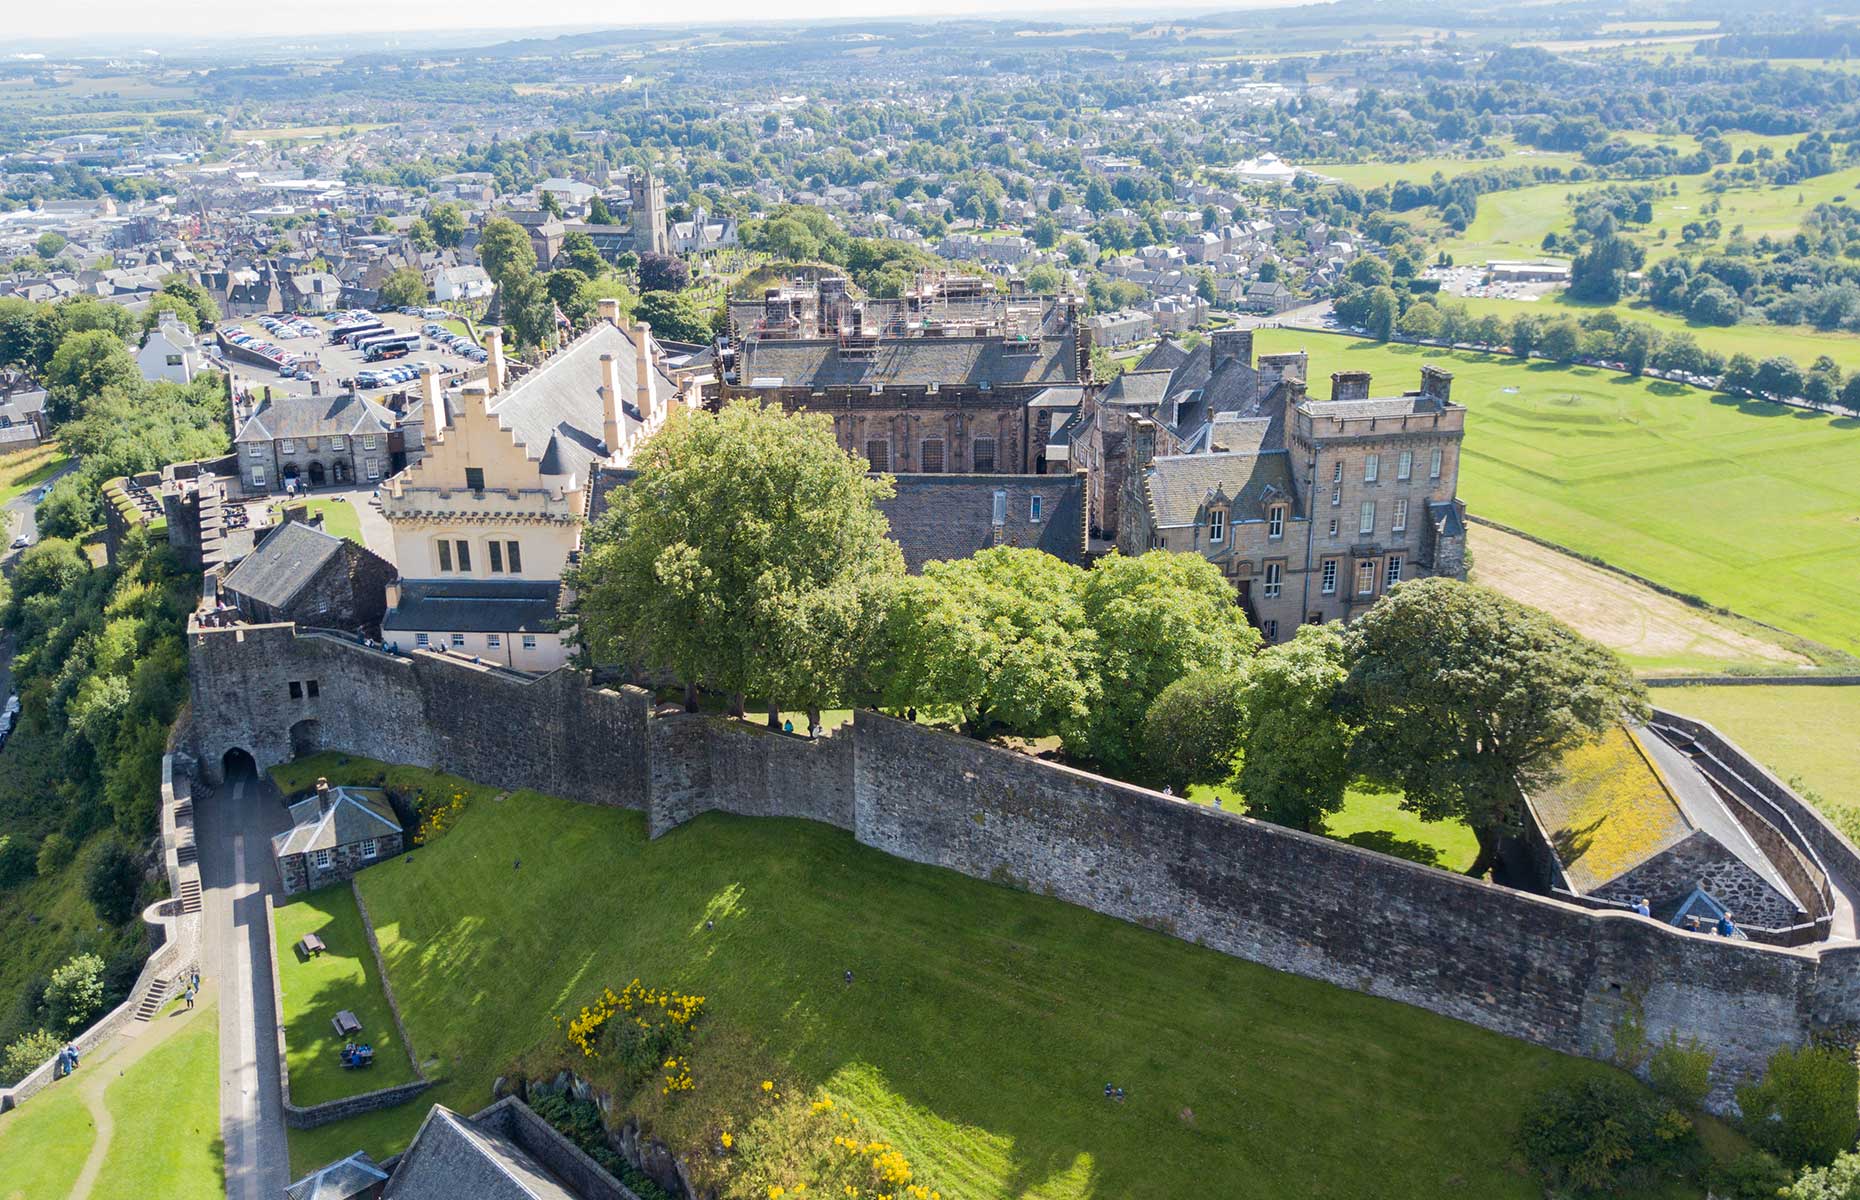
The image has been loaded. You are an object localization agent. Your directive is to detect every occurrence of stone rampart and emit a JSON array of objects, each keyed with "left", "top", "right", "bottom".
[{"left": 646, "top": 714, "right": 854, "bottom": 838}]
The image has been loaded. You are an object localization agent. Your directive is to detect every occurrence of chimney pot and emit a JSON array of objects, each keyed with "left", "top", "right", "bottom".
[
  {"left": 634, "top": 322, "right": 655, "bottom": 427},
  {"left": 483, "top": 328, "right": 506, "bottom": 393}
]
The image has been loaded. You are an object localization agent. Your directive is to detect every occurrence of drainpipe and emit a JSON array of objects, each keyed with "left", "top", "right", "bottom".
[{"left": 1297, "top": 454, "right": 1316, "bottom": 631}]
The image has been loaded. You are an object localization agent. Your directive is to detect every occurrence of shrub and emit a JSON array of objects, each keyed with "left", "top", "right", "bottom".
[
  {"left": 1704, "top": 1148, "right": 1792, "bottom": 1198},
  {"left": 44, "top": 952, "right": 106, "bottom": 1034},
  {"left": 0, "top": 1029, "right": 61, "bottom": 1085},
  {"left": 36, "top": 831, "right": 75, "bottom": 875},
  {"left": 529, "top": 1087, "right": 675, "bottom": 1200},
  {"left": 1738, "top": 1043, "right": 1860, "bottom": 1168},
  {"left": 1518, "top": 1075, "right": 1697, "bottom": 1197},
  {"left": 1648, "top": 1031, "right": 1715, "bottom": 1112},
  {"left": 1787, "top": 1150, "right": 1860, "bottom": 1199},
  {"left": 84, "top": 837, "right": 141, "bottom": 925},
  {"left": 727, "top": 1088, "right": 942, "bottom": 1200},
  {"left": 561, "top": 979, "right": 706, "bottom": 1099},
  {"left": 1142, "top": 669, "right": 1247, "bottom": 790},
  {"left": 0, "top": 834, "right": 35, "bottom": 889}
]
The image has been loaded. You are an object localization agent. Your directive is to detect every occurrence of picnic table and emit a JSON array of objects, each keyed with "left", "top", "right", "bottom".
[
  {"left": 298, "top": 933, "right": 326, "bottom": 957},
  {"left": 331, "top": 1009, "right": 362, "bottom": 1037}
]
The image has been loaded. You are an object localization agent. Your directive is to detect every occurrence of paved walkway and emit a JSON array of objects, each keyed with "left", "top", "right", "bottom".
[{"left": 197, "top": 770, "right": 290, "bottom": 1200}]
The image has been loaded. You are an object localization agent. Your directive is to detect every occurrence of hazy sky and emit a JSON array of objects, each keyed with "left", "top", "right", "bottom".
[{"left": 8, "top": 0, "right": 1284, "bottom": 43}]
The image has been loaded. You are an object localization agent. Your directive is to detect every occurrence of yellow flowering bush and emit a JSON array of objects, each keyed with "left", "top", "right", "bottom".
[
  {"left": 724, "top": 1087, "right": 943, "bottom": 1200},
  {"left": 560, "top": 978, "right": 708, "bottom": 1097},
  {"left": 413, "top": 789, "right": 468, "bottom": 844}
]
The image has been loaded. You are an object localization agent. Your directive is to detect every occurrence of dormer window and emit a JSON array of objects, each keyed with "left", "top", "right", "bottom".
[
  {"left": 1267, "top": 504, "right": 1285, "bottom": 539},
  {"left": 1209, "top": 508, "right": 1225, "bottom": 544}
]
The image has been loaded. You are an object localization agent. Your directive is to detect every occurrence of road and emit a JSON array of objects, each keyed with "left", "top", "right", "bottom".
[
  {"left": 196, "top": 767, "right": 291, "bottom": 1198},
  {"left": 3, "top": 455, "right": 79, "bottom": 555}
]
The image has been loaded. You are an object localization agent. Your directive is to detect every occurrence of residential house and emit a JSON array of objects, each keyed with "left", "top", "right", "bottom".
[
  {"left": 433, "top": 265, "right": 493, "bottom": 303},
  {"left": 136, "top": 310, "right": 208, "bottom": 384},
  {"left": 271, "top": 780, "right": 403, "bottom": 896},
  {"left": 234, "top": 392, "right": 397, "bottom": 491}
]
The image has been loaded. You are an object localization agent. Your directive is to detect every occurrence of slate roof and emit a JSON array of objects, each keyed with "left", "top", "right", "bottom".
[
  {"left": 487, "top": 322, "right": 675, "bottom": 482},
  {"left": 1140, "top": 449, "right": 1300, "bottom": 529},
  {"left": 382, "top": 580, "right": 562, "bottom": 634},
  {"left": 875, "top": 473, "right": 1087, "bottom": 572},
  {"left": 1314, "top": 392, "right": 1452, "bottom": 421},
  {"left": 221, "top": 521, "right": 348, "bottom": 611},
  {"left": 285, "top": 1151, "right": 390, "bottom": 1200},
  {"left": 738, "top": 335, "right": 1076, "bottom": 389},
  {"left": 272, "top": 787, "right": 401, "bottom": 858},
  {"left": 235, "top": 393, "right": 394, "bottom": 444},
  {"left": 383, "top": 1106, "right": 581, "bottom": 1200}
]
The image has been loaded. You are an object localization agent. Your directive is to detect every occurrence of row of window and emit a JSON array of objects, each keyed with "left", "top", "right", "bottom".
[
  {"left": 1340, "top": 448, "right": 1443, "bottom": 486},
  {"left": 287, "top": 680, "right": 320, "bottom": 700},
  {"left": 435, "top": 538, "right": 524, "bottom": 574},
  {"left": 414, "top": 632, "right": 540, "bottom": 651},
  {"left": 249, "top": 435, "right": 378, "bottom": 457},
  {"left": 864, "top": 436, "right": 997, "bottom": 474},
  {"left": 1316, "top": 555, "right": 1404, "bottom": 596},
  {"left": 1206, "top": 503, "right": 1286, "bottom": 546},
  {"left": 310, "top": 839, "right": 377, "bottom": 870},
  {"left": 251, "top": 463, "right": 380, "bottom": 487}
]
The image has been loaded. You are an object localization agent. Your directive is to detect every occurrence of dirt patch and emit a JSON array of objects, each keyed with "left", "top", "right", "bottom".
[{"left": 1468, "top": 525, "right": 1810, "bottom": 669}]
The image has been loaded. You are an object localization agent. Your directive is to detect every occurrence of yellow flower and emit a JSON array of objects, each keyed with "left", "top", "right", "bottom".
[
  {"left": 762, "top": 1080, "right": 774, "bottom": 1092},
  {"left": 768, "top": 1189, "right": 784, "bottom": 1199},
  {"left": 720, "top": 1132, "right": 733, "bottom": 1149}
]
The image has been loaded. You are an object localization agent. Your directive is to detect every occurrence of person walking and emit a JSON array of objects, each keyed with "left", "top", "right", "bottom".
[
  {"left": 184, "top": 983, "right": 195, "bottom": 1010},
  {"left": 1633, "top": 897, "right": 1651, "bottom": 917}
]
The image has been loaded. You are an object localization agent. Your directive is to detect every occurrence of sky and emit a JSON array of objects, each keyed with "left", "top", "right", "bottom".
[{"left": 5, "top": 0, "right": 1301, "bottom": 46}]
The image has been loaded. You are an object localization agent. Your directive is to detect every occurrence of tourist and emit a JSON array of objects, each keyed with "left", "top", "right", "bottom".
[
  {"left": 184, "top": 984, "right": 195, "bottom": 1011},
  {"left": 1634, "top": 897, "right": 1651, "bottom": 917},
  {"left": 64, "top": 1044, "right": 79, "bottom": 1073},
  {"left": 1717, "top": 912, "right": 1738, "bottom": 938},
  {"left": 782, "top": 719, "right": 793, "bottom": 734}
]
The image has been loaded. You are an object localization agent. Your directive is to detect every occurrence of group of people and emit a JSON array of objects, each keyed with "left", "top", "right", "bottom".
[
  {"left": 1632, "top": 897, "right": 1739, "bottom": 937},
  {"left": 1103, "top": 1083, "right": 1126, "bottom": 1103},
  {"left": 341, "top": 1041, "right": 376, "bottom": 1069},
  {"left": 52, "top": 1043, "right": 80, "bottom": 1078}
]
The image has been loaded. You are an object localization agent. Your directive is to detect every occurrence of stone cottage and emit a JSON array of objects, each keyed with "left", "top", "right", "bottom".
[
  {"left": 220, "top": 518, "right": 396, "bottom": 633},
  {"left": 272, "top": 780, "right": 404, "bottom": 896}
]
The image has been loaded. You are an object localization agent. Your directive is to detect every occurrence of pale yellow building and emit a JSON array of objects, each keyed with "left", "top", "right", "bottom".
[{"left": 380, "top": 301, "right": 684, "bottom": 672}]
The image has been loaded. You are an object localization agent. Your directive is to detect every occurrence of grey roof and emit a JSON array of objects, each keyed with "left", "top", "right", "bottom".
[
  {"left": 384, "top": 1106, "right": 581, "bottom": 1200},
  {"left": 1429, "top": 499, "right": 1466, "bottom": 538},
  {"left": 487, "top": 322, "right": 674, "bottom": 481},
  {"left": 875, "top": 473, "right": 1087, "bottom": 572},
  {"left": 222, "top": 521, "right": 347, "bottom": 610},
  {"left": 1099, "top": 370, "right": 1173, "bottom": 409},
  {"left": 739, "top": 335, "right": 1077, "bottom": 389},
  {"left": 286, "top": 1151, "right": 390, "bottom": 1200},
  {"left": 1314, "top": 392, "right": 1452, "bottom": 420},
  {"left": 272, "top": 787, "right": 401, "bottom": 858},
  {"left": 1141, "top": 450, "right": 1300, "bottom": 529},
  {"left": 1027, "top": 385, "right": 1087, "bottom": 409},
  {"left": 235, "top": 393, "right": 394, "bottom": 444},
  {"left": 1636, "top": 726, "right": 1795, "bottom": 900},
  {"left": 383, "top": 579, "right": 562, "bottom": 634}
]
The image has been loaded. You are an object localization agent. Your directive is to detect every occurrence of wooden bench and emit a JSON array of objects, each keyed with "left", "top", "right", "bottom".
[
  {"left": 298, "top": 933, "right": 326, "bottom": 958},
  {"left": 331, "top": 1009, "right": 362, "bottom": 1037}
]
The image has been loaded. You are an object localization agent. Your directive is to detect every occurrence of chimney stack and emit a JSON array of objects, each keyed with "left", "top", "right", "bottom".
[
  {"left": 633, "top": 322, "right": 655, "bottom": 428},
  {"left": 1420, "top": 364, "right": 1454, "bottom": 405},
  {"left": 1257, "top": 351, "right": 1308, "bottom": 394},
  {"left": 419, "top": 364, "right": 445, "bottom": 430},
  {"left": 309, "top": 378, "right": 322, "bottom": 397},
  {"left": 483, "top": 328, "right": 506, "bottom": 393},
  {"left": 1210, "top": 328, "right": 1253, "bottom": 371},
  {"left": 600, "top": 352, "right": 623, "bottom": 454},
  {"left": 596, "top": 297, "right": 622, "bottom": 327},
  {"left": 1330, "top": 370, "right": 1372, "bottom": 402}
]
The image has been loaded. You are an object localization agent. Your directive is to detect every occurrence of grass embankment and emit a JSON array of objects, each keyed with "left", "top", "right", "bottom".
[
  {"left": 1252, "top": 330, "right": 1860, "bottom": 657},
  {"left": 1654, "top": 686, "right": 1860, "bottom": 840},
  {"left": 279, "top": 757, "right": 1690, "bottom": 1198},
  {"left": 272, "top": 887, "right": 418, "bottom": 1106},
  {"left": 0, "top": 443, "right": 69, "bottom": 508},
  {"left": 0, "top": 1074, "right": 95, "bottom": 1198},
  {"left": 88, "top": 1008, "right": 222, "bottom": 1199}
]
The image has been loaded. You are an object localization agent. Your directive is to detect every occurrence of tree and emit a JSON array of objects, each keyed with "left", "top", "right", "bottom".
[
  {"left": 84, "top": 838, "right": 141, "bottom": 925},
  {"left": 44, "top": 952, "right": 106, "bottom": 1033},
  {"left": 477, "top": 217, "right": 537, "bottom": 288},
  {"left": 371, "top": 215, "right": 395, "bottom": 235},
  {"left": 1, "top": 1030, "right": 60, "bottom": 1087},
  {"left": 1024, "top": 264, "right": 1062, "bottom": 295},
  {"left": 1364, "top": 286, "right": 1399, "bottom": 341},
  {"left": 0, "top": 834, "right": 33, "bottom": 888},
  {"left": 1738, "top": 1044, "right": 1860, "bottom": 1168},
  {"left": 1346, "top": 578, "right": 1648, "bottom": 877},
  {"left": 377, "top": 267, "right": 428, "bottom": 310},
  {"left": 540, "top": 189, "right": 564, "bottom": 218},
  {"left": 634, "top": 291, "right": 713, "bottom": 344},
  {"left": 159, "top": 275, "right": 218, "bottom": 328},
  {"left": 1755, "top": 355, "right": 1806, "bottom": 400},
  {"left": 408, "top": 217, "right": 437, "bottom": 252},
  {"left": 1617, "top": 323, "right": 1658, "bottom": 376},
  {"left": 499, "top": 271, "right": 557, "bottom": 350},
  {"left": 139, "top": 293, "right": 199, "bottom": 336},
  {"left": 558, "top": 230, "right": 606, "bottom": 278},
  {"left": 1396, "top": 300, "right": 1442, "bottom": 340},
  {"left": 1077, "top": 552, "right": 1260, "bottom": 774},
  {"left": 570, "top": 401, "right": 901, "bottom": 713},
  {"left": 1539, "top": 318, "right": 1582, "bottom": 363},
  {"left": 545, "top": 269, "right": 593, "bottom": 326},
  {"left": 1519, "top": 1076, "right": 1695, "bottom": 1197},
  {"left": 34, "top": 232, "right": 66, "bottom": 260},
  {"left": 427, "top": 202, "right": 466, "bottom": 249},
  {"left": 45, "top": 329, "right": 137, "bottom": 423},
  {"left": 637, "top": 251, "right": 690, "bottom": 293},
  {"left": 1238, "top": 625, "right": 1356, "bottom": 833},
  {"left": 1143, "top": 668, "right": 1247, "bottom": 792},
  {"left": 1193, "top": 268, "right": 1217, "bottom": 305},
  {"left": 588, "top": 195, "right": 615, "bottom": 225},
  {"left": 1348, "top": 256, "right": 1392, "bottom": 288},
  {"left": 1789, "top": 1152, "right": 1860, "bottom": 1199},
  {"left": 1509, "top": 314, "right": 1542, "bottom": 359},
  {"left": 894, "top": 548, "right": 1097, "bottom": 743}
]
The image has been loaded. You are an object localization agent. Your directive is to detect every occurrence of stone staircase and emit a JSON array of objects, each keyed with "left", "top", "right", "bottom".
[
  {"left": 132, "top": 977, "right": 171, "bottom": 1022},
  {"left": 176, "top": 876, "right": 202, "bottom": 915}
]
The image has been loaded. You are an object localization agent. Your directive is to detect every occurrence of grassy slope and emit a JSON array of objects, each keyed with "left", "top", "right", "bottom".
[
  {"left": 285, "top": 781, "right": 1661, "bottom": 1198},
  {"left": 0, "top": 1073, "right": 95, "bottom": 1200},
  {"left": 1653, "top": 685, "right": 1860, "bottom": 839},
  {"left": 1252, "top": 330, "right": 1860, "bottom": 656},
  {"left": 272, "top": 887, "right": 418, "bottom": 1105},
  {"left": 89, "top": 1007, "right": 222, "bottom": 1200}
]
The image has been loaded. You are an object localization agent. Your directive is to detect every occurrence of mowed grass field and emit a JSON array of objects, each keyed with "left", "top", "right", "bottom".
[
  {"left": 1252, "top": 331, "right": 1860, "bottom": 656},
  {"left": 281, "top": 771, "right": 1673, "bottom": 1199},
  {"left": 272, "top": 887, "right": 418, "bottom": 1105},
  {"left": 1653, "top": 686, "right": 1860, "bottom": 838}
]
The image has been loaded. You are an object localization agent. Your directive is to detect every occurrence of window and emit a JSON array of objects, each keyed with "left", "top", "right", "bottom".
[
  {"left": 1356, "top": 560, "right": 1376, "bottom": 595},
  {"left": 1430, "top": 447, "right": 1442, "bottom": 479},
  {"left": 415, "top": 633, "right": 430, "bottom": 648},
  {"left": 329, "top": 436, "right": 344, "bottom": 451},
  {"left": 165, "top": 353, "right": 183, "bottom": 366},
  {"left": 1263, "top": 561, "right": 1282, "bottom": 599},
  {"left": 1267, "top": 505, "right": 1284, "bottom": 539},
  {"left": 289, "top": 681, "right": 303, "bottom": 700},
  {"left": 1029, "top": 496, "right": 1043, "bottom": 523},
  {"left": 1330, "top": 484, "right": 1341, "bottom": 507},
  {"left": 487, "top": 634, "right": 502, "bottom": 649},
  {"left": 359, "top": 839, "right": 378, "bottom": 861},
  {"left": 521, "top": 634, "right": 538, "bottom": 650},
  {"left": 1263, "top": 619, "right": 1278, "bottom": 640},
  {"left": 1327, "top": 518, "right": 1338, "bottom": 538},
  {"left": 247, "top": 444, "right": 264, "bottom": 458},
  {"left": 864, "top": 439, "right": 890, "bottom": 471},
  {"left": 1209, "top": 509, "right": 1225, "bottom": 543},
  {"left": 488, "top": 541, "right": 504, "bottom": 573},
  {"left": 437, "top": 540, "right": 453, "bottom": 572},
  {"left": 455, "top": 541, "right": 471, "bottom": 572},
  {"left": 465, "top": 467, "right": 485, "bottom": 491},
  {"left": 1359, "top": 500, "right": 1376, "bottom": 535},
  {"left": 280, "top": 439, "right": 295, "bottom": 454},
  {"left": 366, "top": 460, "right": 380, "bottom": 481},
  {"left": 307, "top": 680, "right": 318, "bottom": 698},
  {"left": 252, "top": 468, "right": 266, "bottom": 488},
  {"left": 506, "top": 541, "right": 521, "bottom": 573},
  {"left": 450, "top": 633, "right": 466, "bottom": 648},
  {"left": 1386, "top": 555, "right": 1404, "bottom": 587},
  {"left": 312, "top": 849, "right": 332, "bottom": 870},
  {"left": 363, "top": 434, "right": 377, "bottom": 451},
  {"left": 1321, "top": 559, "right": 1338, "bottom": 595},
  {"left": 920, "top": 438, "right": 946, "bottom": 473},
  {"left": 1363, "top": 454, "right": 1379, "bottom": 483},
  {"left": 1397, "top": 450, "right": 1413, "bottom": 481},
  {"left": 1331, "top": 460, "right": 1342, "bottom": 483},
  {"left": 972, "top": 437, "right": 997, "bottom": 473},
  {"left": 1392, "top": 498, "right": 1408, "bottom": 533}
]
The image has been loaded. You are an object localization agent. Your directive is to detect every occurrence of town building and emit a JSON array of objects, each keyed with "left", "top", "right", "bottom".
[
  {"left": 233, "top": 392, "right": 397, "bottom": 491},
  {"left": 271, "top": 780, "right": 404, "bottom": 896},
  {"left": 559, "top": 166, "right": 670, "bottom": 262},
  {"left": 876, "top": 472, "right": 1088, "bottom": 572},
  {"left": 136, "top": 311, "right": 208, "bottom": 384},
  {"left": 219, "top": 518, "right": 397, "bottom": 633}
]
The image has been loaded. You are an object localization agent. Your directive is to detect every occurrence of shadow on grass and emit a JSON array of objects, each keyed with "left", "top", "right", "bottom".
[{"left": 1337, "top": 829, "right": 1448, "bottom": 868}]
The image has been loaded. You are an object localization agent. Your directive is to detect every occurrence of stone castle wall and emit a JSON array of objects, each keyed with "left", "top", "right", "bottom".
[{"left": 189, "top": 623, "right": 1860, "bottom": 1105}]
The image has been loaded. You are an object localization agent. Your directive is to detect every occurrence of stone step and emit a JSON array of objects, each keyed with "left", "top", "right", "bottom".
[
  {"left": 177, "top": 878, "right": 203, "bottom": 915},
  {"left": 132, "top": 979, "right": 169, "bottom": 1022}
]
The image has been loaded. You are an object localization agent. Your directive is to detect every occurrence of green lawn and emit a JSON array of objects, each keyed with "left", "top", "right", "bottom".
[
  {"left": 0, "top": 1072, "right": 96, "bottom": 1200},
  {"left": 300, "top": 498, "right": 363, "bottom": 546},
  {"left": 1653, "top": 686, "right": 1860, "bottom": 840},
  {"left": 271, "top": 887, "right": 418, "bottom": 1106},
  {"left": 281, "top": 762, "right": 1674, "bottom": 1198},
  {"left": 89, "top": 1008, "right": 222, "bottom": 1200},
  {"left": 1184, "top": 784, "right": 1480, "bottom": 872},
  {"left": 1253, "top": 330, "right": 1860, "bottom": 657},
  {"left": 1310, "top": 141, "right": 1585, "bottom": 190}
]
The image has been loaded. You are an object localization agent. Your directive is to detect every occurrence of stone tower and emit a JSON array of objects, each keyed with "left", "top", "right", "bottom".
[{"left": 630, "top": 166, "right": 669, "bottom": 256}]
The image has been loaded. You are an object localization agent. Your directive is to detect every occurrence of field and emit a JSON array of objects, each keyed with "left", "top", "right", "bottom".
[
  {"left": 0, "top": 444, "right": 69, "bottom": 509},
  {"left": 1252, "top": 330, "right": 1860, "bottom": 657},
  {"left": 271, "top": 887, "right": 419, "bottom": 1106},
  {"left": 1653, "top": 686, "right": 1860, "bottom": 839},
  {"left": 0, "top": 1070, "right": 94, "bottom": 1199},
  {"left": 1311, "top": 141, "right": 1584, "bottom": 190},
  {"left": 279, "top": 768, "right": 1680, "bottom": 1198},
  {"left": 1185, "top": 783, "right": 1480, "bottom": 871}
]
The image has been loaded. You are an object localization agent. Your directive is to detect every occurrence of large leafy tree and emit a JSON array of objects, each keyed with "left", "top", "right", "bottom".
[
  {"left": 377, "top": 267, "right": 428, "bottom": 310},
  {"left": 1238, "top": 624, "right": 1355, "bottom": 833},
  {"left": 892, "top": 547, "right": 1098, "bottom": 743},
  {"left": 477, "top": 217, "right": 537, "bottom": 288},
  {"left": 1142, "top": 668, "right": 1247, "bottom": 792},
  {"left": 635, "top": 291, "right": 714, "bottom": 344},
  {"left": 426, "top": 202, "right": 466, "bottom": 249},
  {"left": 1345, "top": 578, "right": 1647, "bottom": 877},
  {"left": 570, "top": 401, "right": 901, "bottom": 714},
  {"left": 45, "top": 329, "right": 137, "bottom": 423},
  {"left": 1078, "top": 552, "right": 1259, "bottom": 774}
]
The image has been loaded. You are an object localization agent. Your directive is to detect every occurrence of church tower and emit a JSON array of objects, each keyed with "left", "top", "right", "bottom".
[{"left": 631, "top": 166, "right": 670, "bottom": 256}]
